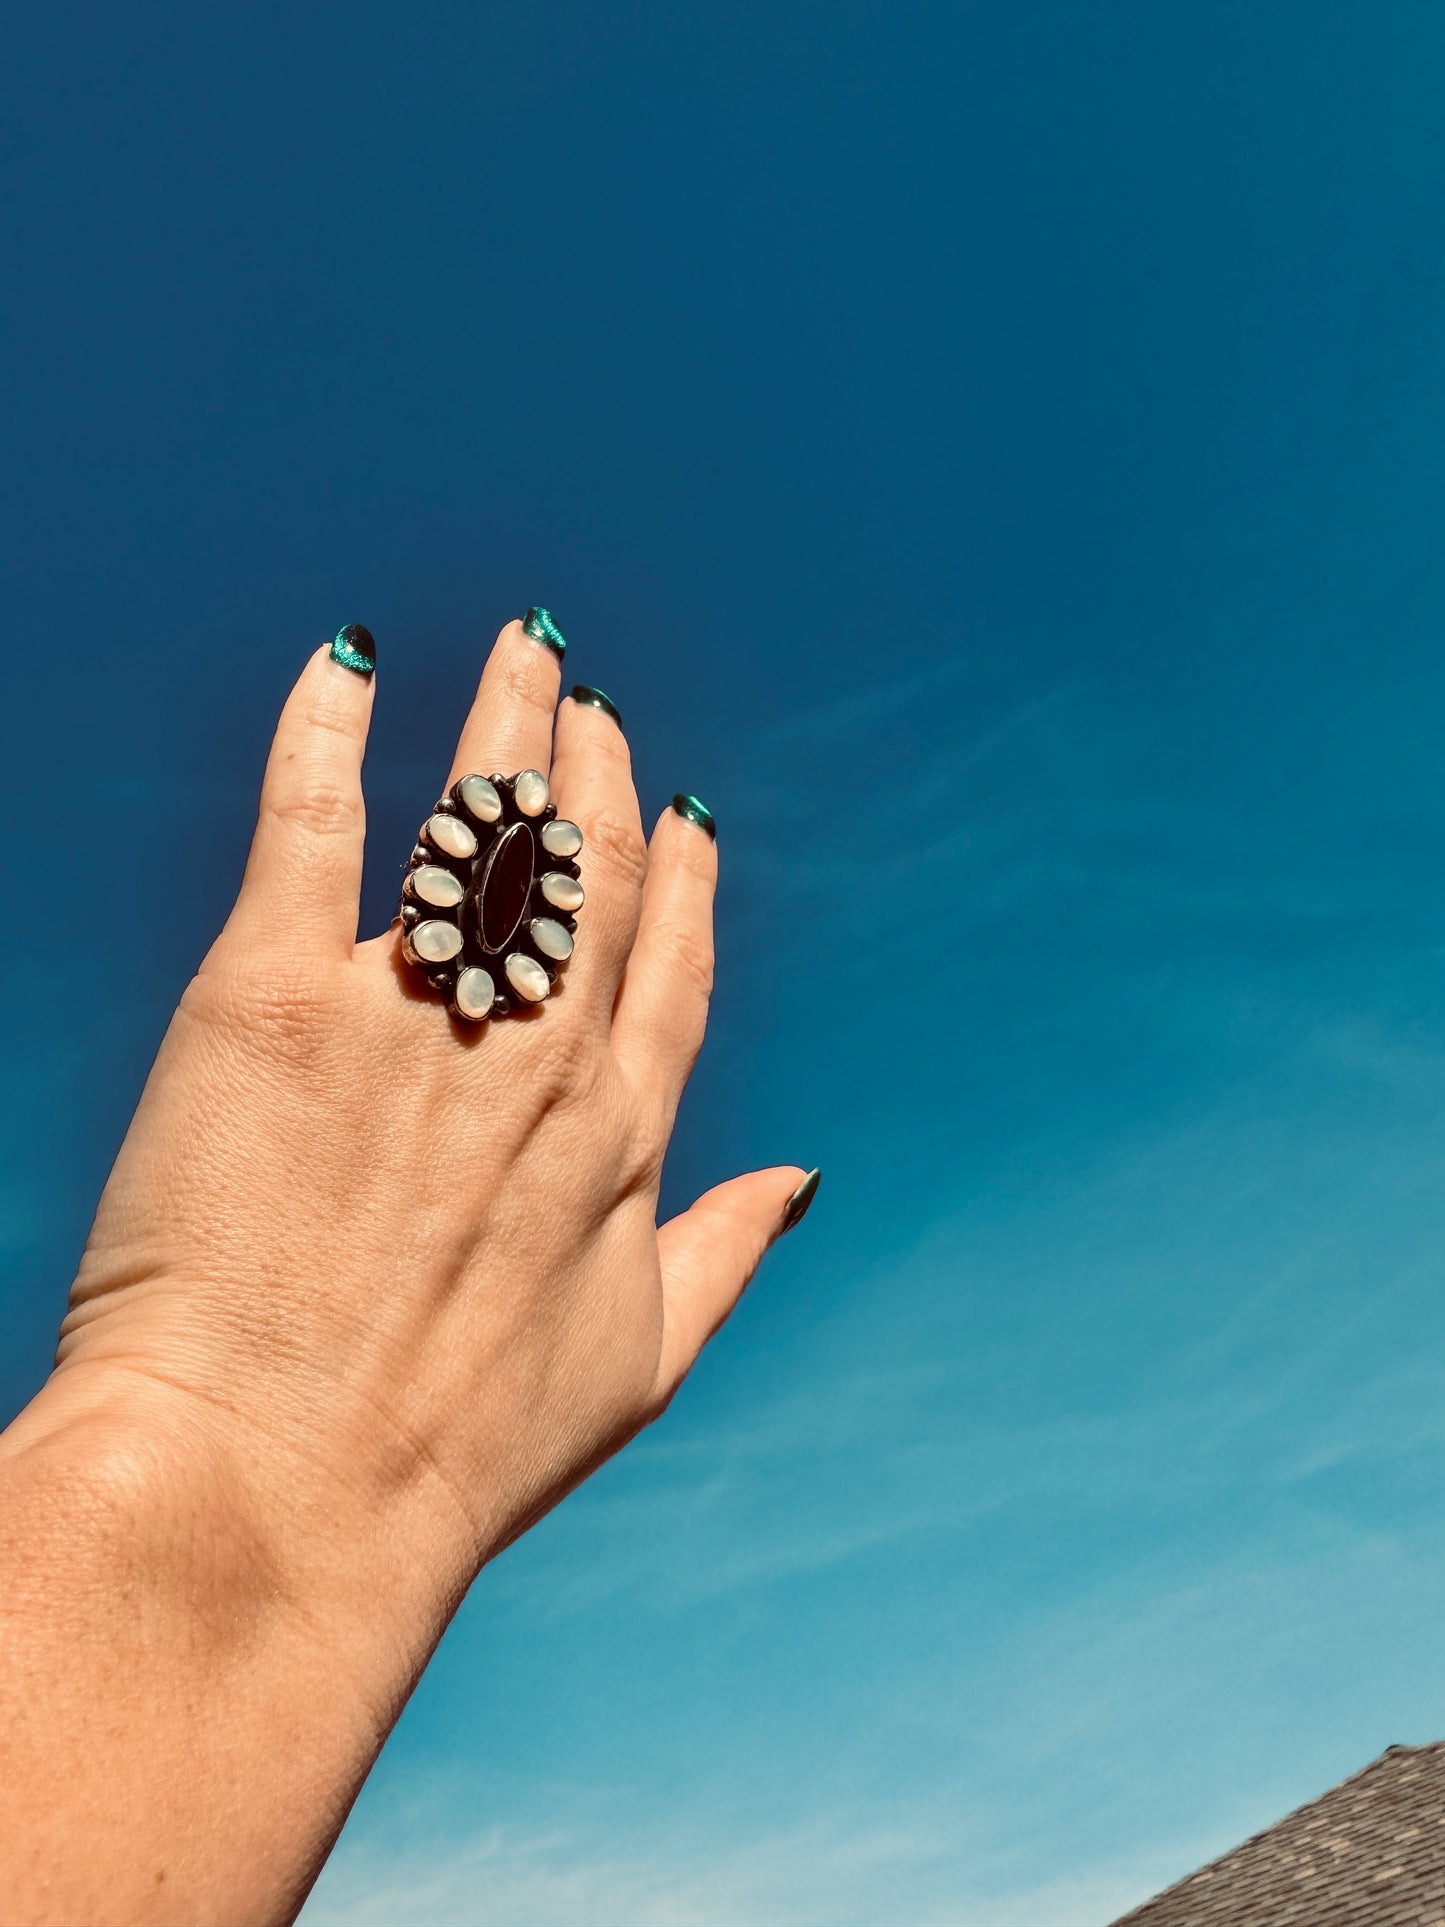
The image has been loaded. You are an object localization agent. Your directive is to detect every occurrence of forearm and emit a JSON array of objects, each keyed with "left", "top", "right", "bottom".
[{"left": 0, "top": 1375, "right": 445, "bottom": 1927}]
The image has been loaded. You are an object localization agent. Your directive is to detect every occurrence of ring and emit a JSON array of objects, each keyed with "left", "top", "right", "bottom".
[{"left": 398, "top": 771, "right": 584, "bottom": 1022}]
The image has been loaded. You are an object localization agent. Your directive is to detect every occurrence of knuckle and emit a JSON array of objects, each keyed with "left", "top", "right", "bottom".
[
  {"left": 583, "top": 811, "right": 649, "bottom": 894},
  {"left": 666, "top": 824, "right": 718, "bottom": 881},
  {"left": 647, "top": 918, "right": 715, "bottom": 999},
  {"left": 585, "top": 722, "right": 633, "bottom": 771},
  {"left": 525, "top": 1015, "right": 604, "bottom": 1112},
  {"left": 292, "top": 697, "right": 361, "bottom": 745},
  {"left": 496, "top": 651, "right": 558, "bottom": 717},
  {"left": 263, "top": 780, "right": 362, "bottom": 841},
  {"left": 183, "top": 956, "right": 345, "bottom": 1060},
  {"left": 621, "top": 1119, "right": 666, "bottom": 1193}
]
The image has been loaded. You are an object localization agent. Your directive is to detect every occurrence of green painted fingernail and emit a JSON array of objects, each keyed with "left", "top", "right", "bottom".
[
  {"left": 523, "top": 607, "right": 567, "bottom": 659},
  {"left": 571, "top": 684, "right": 622, "bottom": 726},
  {"left": 672, "top": 793, "right": 716, "bottom": 839},
  {"left": 781, "top": 1168, "right": 821, "bottom": 1234},
  {"left": 330, "top": 624, "right": 376, "bottom": 676}
]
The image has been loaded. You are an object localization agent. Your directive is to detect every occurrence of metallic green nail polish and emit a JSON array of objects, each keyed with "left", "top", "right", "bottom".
[
  {"left": 330, "top": 624, "right": 376, "bottom": 676},
  {"left": 571, "top": 684, "right": 622, "bottom": 726},
  {"left": 672, "top": 793, "right": 716, "bottom": 839},
  {"left": 523, "top": 607, "right": 567, "bottom": 659},
  {"left": 781, "top": 1168, "right": 821, "bottom": 1234}
]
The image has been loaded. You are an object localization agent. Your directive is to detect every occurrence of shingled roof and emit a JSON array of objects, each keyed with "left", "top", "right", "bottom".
[{"left": 1109, "top": 1743, "right": 1445, "bottom": 1925}]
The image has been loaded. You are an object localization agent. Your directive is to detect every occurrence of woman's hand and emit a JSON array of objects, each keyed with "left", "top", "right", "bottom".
[{"left": 0, "top": 618, "right": 814, "bottom": 1927}]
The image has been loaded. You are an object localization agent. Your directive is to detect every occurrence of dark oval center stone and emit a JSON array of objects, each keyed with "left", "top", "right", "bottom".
[{"left": 470, "top": 822, "right": 535, "bottom": 953}]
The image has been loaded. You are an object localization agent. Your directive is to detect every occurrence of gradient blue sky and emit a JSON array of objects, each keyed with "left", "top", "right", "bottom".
[{"left": 6, "top": 4, "right": 1445, "bottom": 1921}]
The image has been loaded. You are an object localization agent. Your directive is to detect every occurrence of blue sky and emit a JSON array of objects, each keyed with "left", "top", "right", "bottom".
[{"left": 6, "top": 3, "right": 1445, "bottom": 1921}]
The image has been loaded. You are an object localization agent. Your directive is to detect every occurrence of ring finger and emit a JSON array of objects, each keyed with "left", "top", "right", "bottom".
[{"left": 548, "top": 683, "right": 648, "bottom": 1020}]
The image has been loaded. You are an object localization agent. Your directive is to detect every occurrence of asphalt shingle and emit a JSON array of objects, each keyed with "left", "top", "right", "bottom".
[{"left": 1110, "top": 1744, "right": 1445, "bottom": 1926}]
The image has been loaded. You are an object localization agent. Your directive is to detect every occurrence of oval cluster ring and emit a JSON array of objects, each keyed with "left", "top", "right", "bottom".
[{"left": 398, "top": 771, "right": 584, "bottom": 1022}]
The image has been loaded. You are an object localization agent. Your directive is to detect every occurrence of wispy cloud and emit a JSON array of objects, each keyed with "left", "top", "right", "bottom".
[
  {"left": 305, "top": 1512, "right": 1445, "bottom": 1925},
  {"left": 301, "top": 1785, "right": 1214, "bottom": 1927}
]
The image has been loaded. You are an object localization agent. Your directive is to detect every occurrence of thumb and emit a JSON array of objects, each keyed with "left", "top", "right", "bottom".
[{"left": 652, "top": 1165, "right": 820, "bottom": 1409}]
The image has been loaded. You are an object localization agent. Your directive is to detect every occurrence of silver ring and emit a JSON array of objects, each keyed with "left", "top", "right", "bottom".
[{"left": 399, "top": 771, "right": 584, "bottom": 1022}]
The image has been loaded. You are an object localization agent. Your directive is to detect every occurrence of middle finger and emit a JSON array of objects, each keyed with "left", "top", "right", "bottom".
[{"left": 446, "top": 610, "right": 566, "bottom": 788}]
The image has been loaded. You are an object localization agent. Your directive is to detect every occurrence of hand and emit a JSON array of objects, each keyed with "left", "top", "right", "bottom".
[
  {"left": 0, "top": 618, "right": 814, "bottom": 1925},
  {"left": 42, "top": 618, "right": 811, "bottom": 1599}
]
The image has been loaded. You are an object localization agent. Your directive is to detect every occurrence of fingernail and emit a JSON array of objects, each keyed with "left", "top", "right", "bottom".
[
  {"left": 330, "top": 623, "right": 376, "bottom": 676},
  {"left": 571, "top": 684, "right": 622, "bottom": 726},
  {"left": 781, "top": 1168, "right": 821, "bottom": 1234},
  {"left": 523, "top": 607, "right": 567, "bottom": 659},
  {"left": 672, "top": 793, "right": 716, "bottom": 839}
]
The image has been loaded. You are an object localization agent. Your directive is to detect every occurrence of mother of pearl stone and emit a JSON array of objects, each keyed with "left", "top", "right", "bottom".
[
  {"left": 408, "top": 864, "right": 465, "bottom": 909},
  {"left": 458, "top": 774, "right": 502, "bottom": 823},
  {"left": 530, "top": 917, "right": 574, "bottom": 961},
  {"left": 540, "top": 818, "right": 583, "bottom": 858},
  {"left": 540, "top": 871, "right": 584, "bottom": 912},
  {"left": 514, "top": 769, "right": 550, "bottom": 817},
  {"left": 505, "top": 952, "right": 551, "bottom": 1002},
  {"left": 453, "top": 966, "right": 496, "bottom": 1021},
  {"left": 426, "top": 812, "right": 478, "bottom": 860},
  {"left": 410, "top": 919, "right": 463, "bottom": 964}
]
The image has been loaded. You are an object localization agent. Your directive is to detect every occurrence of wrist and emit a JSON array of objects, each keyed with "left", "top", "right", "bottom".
[
  {"left": 0, "top": 1372, "right": 430, "bottom": 1927},
  {"left": 3, "top": 1351, "right": 469, "bottom": 1695}
]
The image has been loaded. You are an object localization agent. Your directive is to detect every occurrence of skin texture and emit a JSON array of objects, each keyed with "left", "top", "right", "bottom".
[{"left": 0, "top": 620, "right": 804, "bottom": 1927}]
